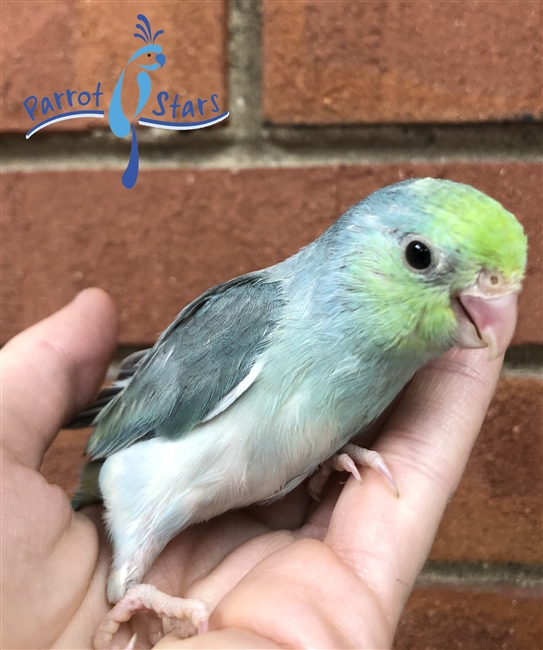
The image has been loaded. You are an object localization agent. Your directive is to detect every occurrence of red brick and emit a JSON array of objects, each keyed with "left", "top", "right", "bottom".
[
  {"left": 430, "top": 374, "right": 543, "bottom": 564},
  {"left": 263, "top": 0, "right": 543, "bottom": 124},
  {"left": 2, "top": 163, "right": 541, "bottom": 345},
  {"left": 1, "top": 167, "right": 338, "bottom": 343},
  {"left": 1, "top": 1, "right": 227, "bottom": 133},
  {"left": 395, "top": 585, "right": 542, "bottom": 649}
]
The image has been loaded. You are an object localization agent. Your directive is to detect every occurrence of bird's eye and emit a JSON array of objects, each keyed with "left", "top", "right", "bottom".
[
  {"left": 404, "top": 240, "right": 433, "bottom": 271},
  {"left": 147, "top": 53, "right": 152, "bottom": 57}
]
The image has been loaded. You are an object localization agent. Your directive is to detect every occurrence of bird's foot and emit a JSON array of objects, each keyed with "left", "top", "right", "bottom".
[
  {"left": 308, "top": 442, "right": 399, "bottom": 499},
  {"left": 93, "top": 583, "right": 210, "bottom": 649}
]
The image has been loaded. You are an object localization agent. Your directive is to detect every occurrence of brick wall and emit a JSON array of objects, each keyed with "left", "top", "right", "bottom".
[{"left": 3, "top": 1, "right": 542, "bottom": 647}]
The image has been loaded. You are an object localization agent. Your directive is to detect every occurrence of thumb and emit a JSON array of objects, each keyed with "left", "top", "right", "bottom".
[{"left": 1, "top": 288, "right": 117, "bottom": 469}]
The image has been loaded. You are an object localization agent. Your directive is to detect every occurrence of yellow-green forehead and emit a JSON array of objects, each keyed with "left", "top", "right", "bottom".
[{"left": 407, "top": 179, "right": 527, "bottom": 277}]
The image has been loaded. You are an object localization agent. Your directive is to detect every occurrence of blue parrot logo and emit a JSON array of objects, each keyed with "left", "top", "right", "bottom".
[
  {"left": 109, "top": 14, "right": 166, "bottom": 189},
  {"left": 23, "top": 13, "right": 229, "bottom": 187}
]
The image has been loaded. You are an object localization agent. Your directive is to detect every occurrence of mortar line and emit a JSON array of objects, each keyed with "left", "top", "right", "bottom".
[
  {"left": 3, "top": 140, "right": 542, "bottom": 173},
  {"left": 226, "top": 0, "right": 263, "bottom": 142},
  {"left": 503, "top": 344, "right": 543, "bottom": 374},
  {"left": 418, "top": 561, "right": 543, "bottom": 590}
]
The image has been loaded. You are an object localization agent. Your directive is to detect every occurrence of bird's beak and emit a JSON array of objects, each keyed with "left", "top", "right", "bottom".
[{"left": 452, "top": 276, "right": 519, "bottom": 361}]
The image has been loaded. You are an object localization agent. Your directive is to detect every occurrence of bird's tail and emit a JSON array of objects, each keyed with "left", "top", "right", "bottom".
[
  {"left": 65, "top": 349, "right": 149, "bottom": 429},
  {"left": 122, "top": 123, "right": 140, "bottom": 189},
  {"left": 71, "top": 459, "right": 105, "bottom": 510}
]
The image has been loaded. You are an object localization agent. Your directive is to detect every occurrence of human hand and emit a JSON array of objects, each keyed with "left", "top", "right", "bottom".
[{"left": 1, "top": 289, "right": 503, "bottom": 649}]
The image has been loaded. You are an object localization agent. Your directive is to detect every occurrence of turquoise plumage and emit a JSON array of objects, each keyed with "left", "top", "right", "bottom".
[{"left": 70, "top": 178, "right": 527, "bottom": 648}]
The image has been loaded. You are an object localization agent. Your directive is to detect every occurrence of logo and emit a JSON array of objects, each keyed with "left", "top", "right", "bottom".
[{"left": 23, "top": 14, "right": 229, "bottom": 189}]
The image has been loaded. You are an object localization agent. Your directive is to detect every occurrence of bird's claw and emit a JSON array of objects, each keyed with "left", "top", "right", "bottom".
[
  {"left": 124, "top": 634, "right": 137, "bottom": 650},
  {"left": 93, "top": 584, "right": 210, "bottom": 650},
  {"left": 308, "top": 442, "right": 399, "bottom": 499}
]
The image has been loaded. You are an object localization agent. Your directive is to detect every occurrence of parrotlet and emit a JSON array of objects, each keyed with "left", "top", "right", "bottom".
[{"left": 69, "top": 178, "right": 527, "bottom": 648}]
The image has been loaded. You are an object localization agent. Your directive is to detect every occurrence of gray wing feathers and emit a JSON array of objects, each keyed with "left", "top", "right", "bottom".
[{"left": 85, "top": 273, "right": 283, "bottom": 459}]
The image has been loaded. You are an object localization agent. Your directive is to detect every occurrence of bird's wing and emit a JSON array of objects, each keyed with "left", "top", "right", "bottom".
[{"left": 85, "top": 272, "right": 284, "bottom": 459}]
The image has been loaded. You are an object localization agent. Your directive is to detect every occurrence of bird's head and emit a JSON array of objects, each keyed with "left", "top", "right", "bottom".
[
  {"left": 129, "top": 14, "right": 166, "bottom": 70},
  {"left": 342, "top": 178, "right": 527, "bottom": 360},
  {"left": 128, "top": 44, "right": 166, "bottom": 71}
]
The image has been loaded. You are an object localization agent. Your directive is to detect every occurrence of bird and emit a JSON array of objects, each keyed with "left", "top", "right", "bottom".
[
  {"left": 68, "top": 178, "right": 527, "bottom": 648},
  {"left": 108, "top": 14, "right": 166, "bottom": 189}
]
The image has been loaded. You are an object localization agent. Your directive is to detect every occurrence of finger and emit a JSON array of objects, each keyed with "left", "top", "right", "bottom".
[
  {"left": 189, "top": 538, "right": 391, "bottom": 649},
  {"left": 325, "top": 347, "right": 502, "bottom": 630},
  {"left": 1, "top": 288, "right": 117, "bottom": 469},
  {"left": 156, "top": 629, "right": 279, "bottom": 649}
]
